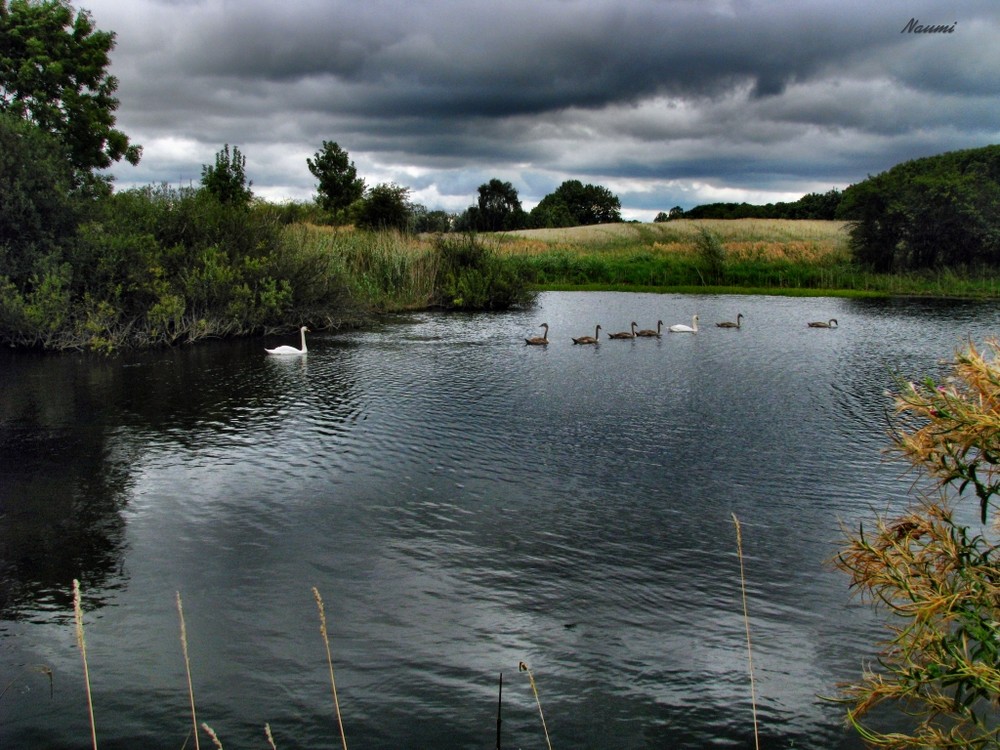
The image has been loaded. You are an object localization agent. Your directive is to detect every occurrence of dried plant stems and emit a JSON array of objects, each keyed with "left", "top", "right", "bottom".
[
  {"left": 201, "top": 722, "right": 224, "bottom": 749},
  {"left": 518, "top": 661, "right": 553, "bottom": 750},
  {"left": 312, "top": 587, "right": 348, "bottom": 750},
  {"left": 732, "top": 515, "right": 760, "bottom": 750},
  {"left": 176, "top": 592, "right": 201, "bottom": 750},
  {"left": 265, "top": 722, "right": 277, "bottom": 750},
  {"left": 73, "top": 579, "right": 99, "bottom": 750}
]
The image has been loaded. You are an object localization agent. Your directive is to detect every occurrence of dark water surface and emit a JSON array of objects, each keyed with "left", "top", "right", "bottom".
[{"left": 2, "top": 292, "right": 999, "bottom": 749}]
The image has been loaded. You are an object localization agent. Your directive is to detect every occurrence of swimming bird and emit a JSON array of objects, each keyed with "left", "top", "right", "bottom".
[
  {"left": 636, "top": 321, "right": 663, "bottom": 337},
  {"left": 265, "top": 326, "right": 309, "bottom": 355},
  {"left": 525, "top": 323, "right": 549, "bottom": 345},
  {"left": 607, "top": 322, "right": 638, "bottom": 339},
  {"left": 807, "top": 318, "right": 838, "bottom": 328},
  {"left": 669, "top": 315, "right": 699, "bottom": 333},
  {"left": 717, "top": 313, "right": 744, "bottom": 329},
  {"left": 572, "top": 325, "right": 602, "bottom": 345}
]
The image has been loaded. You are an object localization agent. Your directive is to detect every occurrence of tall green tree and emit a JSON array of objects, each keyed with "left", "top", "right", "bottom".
[
  {"left": 0, "top": 0, "right": 141, "bottom": 187},
  {"left": 474, "top": 179, "right": 525, "bottom": 232},
  {"left": 355, "top": 183, "right": 411, "bottom": 231},
  {"left": 530, "top": 180, "right": 622, "bottom": 227},
  {"left": 201, "top": 144, "right": 252, "bottom": 208},
  {"left": 0, "top": 111, "right": 78, "bottom": 284},
  {"left": 839, "top": 145, "right": 1000, "bottom": 272},
  {"left": 307, "top": 140, "right": 365, "bottom": 216}
]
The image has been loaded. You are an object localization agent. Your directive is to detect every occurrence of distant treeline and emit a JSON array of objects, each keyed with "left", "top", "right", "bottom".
[
  {"left": 659, "top": 189, "right": 843, "bottom": 221},
  {"left": 837, "top": 144, "right": 1000, "bottom": 272},
  {"left": 662, "top": 143, "right": 1000, "bottom": 274}
]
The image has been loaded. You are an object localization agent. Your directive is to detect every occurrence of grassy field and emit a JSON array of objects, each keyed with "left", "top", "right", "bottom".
[
  {"left": 493, "top": 219, "right": 1000, "bottom": 298},
  {"left": 505, "top": 218, "right": 850, "bottom": 248}
]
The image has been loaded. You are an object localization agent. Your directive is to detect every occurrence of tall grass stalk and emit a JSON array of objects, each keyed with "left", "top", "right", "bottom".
[
  {"left": 72, "top": 579, "right": 99, "bottom": 750},
  {"left": 202, "top": 722, "right": 224, "bottom": 749},
  {"left": 312, "top": 587, "right": 348, "bottom": 750},
  {"left": 177, "top": 592, "right": 200, "bottom": 750},
  {"left": 265, "top": 722, "right": 277, "bottom": 750},
  {"left": 732, "top": 515, "right": 760, "bottom": 750},
  {"left": 518, "top": 661, "right": 553, "bottom": 750}
]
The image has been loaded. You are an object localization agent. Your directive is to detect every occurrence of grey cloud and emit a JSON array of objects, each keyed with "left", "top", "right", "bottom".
[{"left": 86, "top": 0, "right": 1000, "bottom": 215}]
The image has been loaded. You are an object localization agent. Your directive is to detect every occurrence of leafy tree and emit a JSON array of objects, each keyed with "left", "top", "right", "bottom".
[
  {"left": 531, "top": 180, "right": 622, "bottom": 227},
  {"left": 528, "top": 201, "right": 575, "bottom": 229},
  {"left": 473, "top": 179, "right": 525, "bottom": 232},
  {"left": 410, "top": 204, "right": 452, "bottom": 233},
  {"left": 307, "top": 140, "right": 365, "bottom": 216},
  {"left": 201, "top": 144, "right": 252, "bottom": 208},
  {"left": 654, "top": 206, "right": 684, "bottom": 222},
  {"left": 836, "top": 341, "right": 1000, "bottom": 748},
  {"left": 0, "top": 0, "right": 140, "bottom": 187},
  {"left": 0, "top": 111, "right": 78, "bottom": 285},
  {"left": 838, "top": 145, "right": 1000, "bottom": 271},
  {"left": 355, "top": 183, "right": 411, "bottom": 231}
]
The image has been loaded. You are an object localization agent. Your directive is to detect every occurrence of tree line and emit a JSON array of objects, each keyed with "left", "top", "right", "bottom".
[
  {"left": 660, "top": 144, "right": 1000, "bottom": 274},
  {"left": 307, "top": 142, "right": 624, "bottom": 233},
  {"left": 659, "top": 189, "right": 844, "bottom": 222}
]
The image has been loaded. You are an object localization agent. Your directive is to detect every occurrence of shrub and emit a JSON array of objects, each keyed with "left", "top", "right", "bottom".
[
  {"left": 694, "top": 226, "right": 726, "bottom": 283},
  {"left": 433, "top": 234, "right": 535, "bottom": 310},
  {"left": 836, "top": 340, "right": 1000, "bottom": 748}
]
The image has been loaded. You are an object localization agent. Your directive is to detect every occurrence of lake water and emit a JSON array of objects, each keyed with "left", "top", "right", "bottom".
[{"left": 2, "top": 291, "right": 999, "bottom": 749}]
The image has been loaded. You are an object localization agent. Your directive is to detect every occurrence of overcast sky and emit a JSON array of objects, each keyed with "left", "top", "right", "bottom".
[{"left": 83, "top": 0, "right": 1000, "bottom": 220}]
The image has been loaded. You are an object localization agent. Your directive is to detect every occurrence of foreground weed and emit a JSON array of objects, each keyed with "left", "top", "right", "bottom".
[
  {"left": 177, "top": 592, "right": 200, "bottom": 750},
  {"left": 518, "top": 661, "right": 553, "bottom": 750},
  {"left": 73, "top": 579, "right": 98, "bottom": 750},
  {"left": 835, "top": 340, "right": 1000, "bottom": 748},
  {"left": 312, "top": 587, "right": 348, "bottom": 750},
  {"left": 732, "top": 515, "right": 760, "bottom": 750},
  {"left": 202, "top": 722, "right": 224, "bottom": 749}
]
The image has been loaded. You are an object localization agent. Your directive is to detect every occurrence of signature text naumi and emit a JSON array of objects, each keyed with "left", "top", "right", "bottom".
[{"left": 901, "top": 18, "right": 957, "bottom": 34}]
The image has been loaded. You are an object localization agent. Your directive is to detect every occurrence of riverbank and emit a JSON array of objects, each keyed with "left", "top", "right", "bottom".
[{"left": 4, "top": 216, "right": 997, "bottom": 352}]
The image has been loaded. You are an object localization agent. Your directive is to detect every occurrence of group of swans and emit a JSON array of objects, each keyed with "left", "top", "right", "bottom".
[
  {"left": 529, "top": 312, "right": 839, "bottom": 345},
  {"left": 268, "top": 314, "right": 835, "bottom": 354},
  {"left": 558, "top": 315, "right": 703, "bottom": 345}
]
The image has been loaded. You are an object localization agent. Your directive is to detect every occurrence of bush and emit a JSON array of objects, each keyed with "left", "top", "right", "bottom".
[
  {"left": 839, "top": 145, "right": 1000, "bottom": 272},
  {"left": 836, "top": 340, "right": 1000, "bottom": 748},
  {"left": 433, "top": 234, "right": 535, "bottom": 310},
  {"left": 694, "top": 227, "right": 726, "bottom": 283}
]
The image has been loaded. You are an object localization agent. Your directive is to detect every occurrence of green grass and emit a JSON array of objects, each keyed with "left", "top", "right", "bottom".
[{"left": 491, "top": 220, "right": 1000, "bottom": 299}]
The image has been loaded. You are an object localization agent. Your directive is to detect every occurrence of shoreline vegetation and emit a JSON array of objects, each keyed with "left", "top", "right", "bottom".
[{"left": 4, "top": 215, "right": 1000, "bottom": 353}]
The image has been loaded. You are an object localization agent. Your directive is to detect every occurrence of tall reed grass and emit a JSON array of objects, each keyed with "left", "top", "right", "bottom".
[{"left": 58, "top": 546, "right": 768, "bottom": 749}]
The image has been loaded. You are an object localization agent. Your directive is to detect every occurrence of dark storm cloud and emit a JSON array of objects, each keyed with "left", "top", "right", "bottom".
[{"left": 86, "top": 0, "right": 1000, "bottom": 215}]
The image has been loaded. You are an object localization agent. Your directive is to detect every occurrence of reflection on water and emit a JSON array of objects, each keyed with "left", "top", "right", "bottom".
[{"left": 2, "top": 292, "right": 999, "bottom": 749}]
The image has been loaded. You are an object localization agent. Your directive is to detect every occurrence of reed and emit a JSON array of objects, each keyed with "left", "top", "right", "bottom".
[
  {"left": 312, "top": 587, "right": 349, "bottom": 750},
  {"left": 265, "top": 722, "right": 277, "bottom": 750},
  {"left": 518, "top": 661, "right": 553, "bottom": 750},
  {"left": 732, "top": 515, "right": 760, "bottom": 750},
  {"left": 202, "top": 722, "right": 224, "bottom": 749},
  {"left": 72, "top": 579, "right": 98, "bottom": 750},
  {"left": 177, "top": 591, "right": 200, "bottom": 750}
]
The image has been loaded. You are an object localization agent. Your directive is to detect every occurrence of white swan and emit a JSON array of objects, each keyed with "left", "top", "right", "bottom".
[
  {"left": 265, "top": 326, "right": 309, "bottom": 355},
  {"left": 669, "top": 315, "right": 699, "bottom": 333}
]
